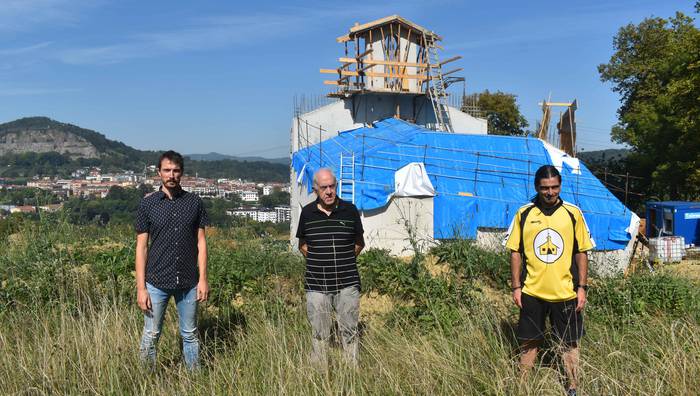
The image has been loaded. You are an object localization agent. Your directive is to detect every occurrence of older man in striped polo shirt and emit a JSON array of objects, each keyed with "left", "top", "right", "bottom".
[{"left": 296, "top": 168, "right": 365, "bottom": 369}]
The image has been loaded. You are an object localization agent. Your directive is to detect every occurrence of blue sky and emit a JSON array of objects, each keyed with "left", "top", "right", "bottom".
[{"left": 0, "top": 0, "right": 696, "bottom": 157}]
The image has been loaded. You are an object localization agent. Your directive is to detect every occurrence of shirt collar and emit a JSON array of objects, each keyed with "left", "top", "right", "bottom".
[
  {"left": 533, "top": 196, "right": 562, "bottom": 216},
  {"left": 313, "top": 197, "right": 345, "bottom": 213},
  {"left": 158, "top": 186, "right": 185, "bottom": 200}
]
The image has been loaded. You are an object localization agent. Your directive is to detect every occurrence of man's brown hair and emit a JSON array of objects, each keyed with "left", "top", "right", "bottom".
[{"left": 158, "top": 150, "right": 184, "bottom": 171}]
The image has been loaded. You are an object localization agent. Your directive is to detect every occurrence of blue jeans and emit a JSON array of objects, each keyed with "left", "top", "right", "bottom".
[{"left": 139, "top": 283, "right": 199, "bottom": 369}]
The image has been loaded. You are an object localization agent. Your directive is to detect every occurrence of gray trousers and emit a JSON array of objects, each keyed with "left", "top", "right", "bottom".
[{"left": 306, "top": 286, "right": 360, "bottom": 368}]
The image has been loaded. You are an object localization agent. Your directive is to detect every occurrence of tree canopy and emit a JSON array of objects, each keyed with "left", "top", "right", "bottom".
[
  {"left": 462, "top": 90, "right": 529, "bottom": 136},
  {"left": 598, "top": 11, "right": 700, "bottom": 200}
]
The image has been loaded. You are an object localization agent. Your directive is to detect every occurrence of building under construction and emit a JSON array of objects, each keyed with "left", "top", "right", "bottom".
[{"left": 290, "top": 15, "right": 639, "bottom": 274}]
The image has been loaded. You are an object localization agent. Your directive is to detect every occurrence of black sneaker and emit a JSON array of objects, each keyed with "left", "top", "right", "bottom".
[{"left": 566, "top": 389, "right": 577, "bottom": 396}]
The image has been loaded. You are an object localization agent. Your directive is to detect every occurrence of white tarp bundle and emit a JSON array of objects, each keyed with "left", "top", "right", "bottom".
[
  {"left": 394, "top": 162, "right": 436, "bottom": 197},
  {"left": 542, "top": 141, "right": 582, "bottom": 175}
]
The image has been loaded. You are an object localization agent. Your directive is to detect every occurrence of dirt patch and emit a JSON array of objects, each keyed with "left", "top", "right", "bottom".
[
  {"left": 360, "top": 292, "right": 397, "bottom": 327},
  {"left": 423, "top": 255, "right": 451, "bottom": 278},
  {"left": 659, "top": 259, "right": 700, "bottom": 282},
  {"left": 474, "top": 280, "right": 512, "bottom": 316}
]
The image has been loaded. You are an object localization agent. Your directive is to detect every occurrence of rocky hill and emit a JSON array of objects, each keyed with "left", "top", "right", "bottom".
[
  {"left": 0, "top": 117, "right": 150, "bottom": 161},
  {"left": 0, "top": 117, "right": 289, "bottom": 182}
]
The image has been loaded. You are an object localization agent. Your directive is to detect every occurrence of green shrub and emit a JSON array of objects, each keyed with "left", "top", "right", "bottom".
[
  {"left": 357, "top": 248, "right": 421, "bottom": 297},
  {"left": 430, "top": 239, "right": 510, "bottom": 289},
  {"left": 589, "top": 272, "right": 700, "bottom": 323}
]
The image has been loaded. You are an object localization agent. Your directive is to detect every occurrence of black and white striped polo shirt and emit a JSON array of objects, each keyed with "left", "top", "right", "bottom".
[{"left": 296, "top": 199, "right": 363, "bottom": 293}]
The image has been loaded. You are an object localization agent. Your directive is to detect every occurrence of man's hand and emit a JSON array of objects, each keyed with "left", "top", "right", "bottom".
[
  {"left": 512, "top": 288, "right": 523, "bottom": 308},
  {"left": 576, "top": 287, "right": 587, "bottom": 312},
  {"left": 137, "top": 287, "right": 151, "bottom": 312},
  {"left": 197, "top": 280, "right": 209, "bottom": 302}
]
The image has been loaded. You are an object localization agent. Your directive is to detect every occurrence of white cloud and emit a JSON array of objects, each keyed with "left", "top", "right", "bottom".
[{"left": 0, "top": 42, "right": 53, "bottom": 56}]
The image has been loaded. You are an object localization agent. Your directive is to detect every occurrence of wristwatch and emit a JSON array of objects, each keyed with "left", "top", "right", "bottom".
[{"left": 576, "top": 284, "right": 589, "bottom": 291}]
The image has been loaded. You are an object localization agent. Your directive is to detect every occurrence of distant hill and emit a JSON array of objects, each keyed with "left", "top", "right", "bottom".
[
  {"left": 578, "top": 148, "right": 630, "bottom": 166},
  {"left": 0, "top": 116, "right": 154, "bottom": 161},
  {"left": 187, "top": 152, "right": 289, "bottom": 165},
  {"left": 0, "top": 117, "right": 289, "bottom": 182}
]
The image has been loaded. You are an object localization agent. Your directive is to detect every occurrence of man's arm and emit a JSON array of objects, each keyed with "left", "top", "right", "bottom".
[
  {"left": 575, "top": 252, "right": 588, "bottom": 311},
  {"left": 354, "top": 235, "right": 365, "bottom": 257},
  {"left": 298, "top": 237, "right": 308, "bottom": 258},
  {"left": 196, "top": 227, "right": 209, "bottom": 302},
  {"left": 510, "top": 251, "right": 523, "bottom": 308},
  {"left": 135, "top": 232, "right": 151, "bottom": 312}
]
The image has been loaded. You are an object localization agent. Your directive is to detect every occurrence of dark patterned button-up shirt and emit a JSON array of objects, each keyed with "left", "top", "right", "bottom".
[{"left": 135, "top": 188, "right": 209, "bottom": 289}]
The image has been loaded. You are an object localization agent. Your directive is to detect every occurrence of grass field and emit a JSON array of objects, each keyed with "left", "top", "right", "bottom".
[{"left": 1, "top": 216, "right": 699, "bottom": 395}]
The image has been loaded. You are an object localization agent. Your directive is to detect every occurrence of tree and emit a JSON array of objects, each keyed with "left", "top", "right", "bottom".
[
  {"left": 462, "top": 90, "right": 529, "bottom": 136},
  {"left": 598, "top": 11, "right": 700, "bottom": 200},
  {"left": 259, "top": 190, "right": 290, "bottom": 208}
]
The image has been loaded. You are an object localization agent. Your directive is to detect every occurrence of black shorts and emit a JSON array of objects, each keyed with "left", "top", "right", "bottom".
[{"left": 517, "top": 292, "right": 584, "bottom": 343}]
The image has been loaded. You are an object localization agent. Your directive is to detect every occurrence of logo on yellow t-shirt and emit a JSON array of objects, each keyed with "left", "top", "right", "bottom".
[{"left": 533, "top": 228, "right": 564, "bottom": 263}]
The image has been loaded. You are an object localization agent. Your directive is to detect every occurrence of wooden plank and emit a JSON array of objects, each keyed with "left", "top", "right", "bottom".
[
  {"left": 323, "top": 69, "right": 431, "bottom": 80},
  {"left": 359, "top": 63, "right": 377, "bottom": 72},
  {"left": 338, "top": 58, "right": 428, "bottom": 68},
  {"left": 324, "top": 80, "right": 363, "bottom": 86},
  {"left": 539, "top": 101, "right": 574, "bottom": 107},
  {"left": 440, "top": 67, "right": 463, "bottom": 78},
  {"left": 356, "top": 48, "right": 373, "bottom": 60},
  {"left": 401, "top": 28, "right": 412, "bottom": 91},
  {"left": 380, "top": 26, "right": 387, "bottom": 89},
  {"left": 318, "top": 64, "right": 376, "bottom": 74},
  {"left": 436, "top": 55, "right": 462, "bottom": 67}
]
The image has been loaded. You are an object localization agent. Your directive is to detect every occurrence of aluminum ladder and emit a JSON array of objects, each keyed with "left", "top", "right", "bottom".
[
  {"left": 425, "top": 36, "right": 453, "bottom": 132},
  {"left": 338, "top": 153, "right": 355, "bottom": 204}
]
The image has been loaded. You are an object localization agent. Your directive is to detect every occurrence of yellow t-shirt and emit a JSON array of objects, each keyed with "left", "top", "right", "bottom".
[{"left": 503, "top": 200, "right": 595, "bottom": 302}]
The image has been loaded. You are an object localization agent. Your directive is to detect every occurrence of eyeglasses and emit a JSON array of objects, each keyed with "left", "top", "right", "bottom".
[{"left": 317, "top": 184, "right": 336, "bottom": 190}]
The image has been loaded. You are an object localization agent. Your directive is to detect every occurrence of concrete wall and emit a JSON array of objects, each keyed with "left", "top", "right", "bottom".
[
  {"left": 361, "top": 196, "right": 434, "bottom": 256},
  {"left": 473, "top": 221, "right": 640, "bottom": 277},
  {"left": 291, "top": 93, "right": 487, "bottom": 152},
  {"left": 289, "top": 165, "right": 434, "bottom": 256},
  {"left": 365, "top": 28, "right": 423, "bottom": 93}
]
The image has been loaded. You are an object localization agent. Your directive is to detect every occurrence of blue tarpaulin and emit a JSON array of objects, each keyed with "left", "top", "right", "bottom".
[{"left": 292, "top": 118, "right": 635, "bottom": 250}]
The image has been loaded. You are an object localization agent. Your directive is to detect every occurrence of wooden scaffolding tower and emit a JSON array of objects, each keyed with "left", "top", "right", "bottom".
[{"left": 320, "top": 15, "right": 463, "bottom": 132}]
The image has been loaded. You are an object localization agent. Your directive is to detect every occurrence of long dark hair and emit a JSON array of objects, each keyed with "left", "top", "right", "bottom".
[
  {"left": 534, "top": 165, "right": 561, "bottom": 188},
  {"left": 531, "top": 165, "right": 561, "bottom": 202}
]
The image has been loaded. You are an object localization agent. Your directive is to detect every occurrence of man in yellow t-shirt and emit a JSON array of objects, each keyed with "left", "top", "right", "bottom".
[{"left": 503, "top": 165, "right": 594, "bottom": 396}]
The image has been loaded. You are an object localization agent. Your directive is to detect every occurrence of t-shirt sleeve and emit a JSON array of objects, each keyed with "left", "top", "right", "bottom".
[
  {"left": 503, "top": 210, "right": 522, "bottom": 252},
  {"left": 574, "top": 209, "right": 595, "bottom": 252},
  {"left": 134, "top": 200, "right": 150, "bottom": 234},
  {"left": 295, "top": 210, "right": 306, "bottom": 239},
  {"left": 197, "top": 199, "right": 209, "bottom": 229}
]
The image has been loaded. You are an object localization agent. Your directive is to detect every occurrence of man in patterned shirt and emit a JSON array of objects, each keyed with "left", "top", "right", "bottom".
[
  {"left": 135, "top": 150, "right": 209, "bottom": 370},
  {"left": 296, "top": 168, "right": 365, "bottom": 369},
  {"left": 503, "top": 165, "right": 594, "bottom": 396}
]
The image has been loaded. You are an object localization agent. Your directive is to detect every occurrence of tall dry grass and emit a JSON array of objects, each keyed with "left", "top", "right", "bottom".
[
  {"left": 1, "top": 217, "right": 699, "bottom": 394},
  {"left": 1, "top": 296, "right": 699, "bottom": 395}
]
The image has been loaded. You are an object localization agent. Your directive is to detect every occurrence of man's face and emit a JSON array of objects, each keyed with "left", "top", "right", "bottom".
[
  {"left": 158, "top": 158, "right": 183, "bottom": 189},
  {"left": 314, "top": 171, "right": 337, "bottom": 206},
  {"left": 537, "top": 176, "right": 561, "bottom": 206}
]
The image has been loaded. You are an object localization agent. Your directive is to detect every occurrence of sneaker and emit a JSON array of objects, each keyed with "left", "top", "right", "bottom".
[{"left": 566, "top": 389, "right": 577, "bottom": 396}]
